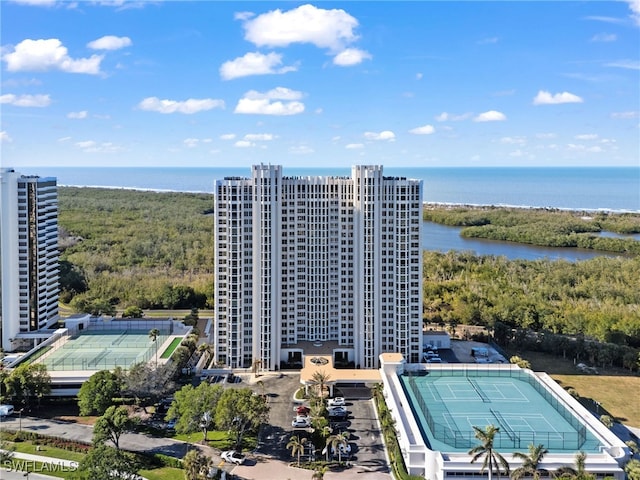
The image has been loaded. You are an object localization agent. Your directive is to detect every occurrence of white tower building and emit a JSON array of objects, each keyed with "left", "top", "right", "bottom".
[
  {"left": 0, "top": 168, "right": 59, "bottom": 353},
  {"left": 213, "top": 165, "right": 422, "bottom": 370}
]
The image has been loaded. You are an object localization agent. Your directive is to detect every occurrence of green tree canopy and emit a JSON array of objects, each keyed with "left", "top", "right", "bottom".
[
  {"left": 78, "top": 369, "right": 123, "bottom": 416},
  {"left": 166, "top": 382, "right": 223, "bottom": 435},
  {"left": 3, "top": 363, "right": 51, "bottom": 409},
  {"left": 123, "top": 362, "right": 174, "bottom": 411},
  {"left": 214, "top": 387, "right": 269, "bottom": 450},
  {"left": 92, "top": 405, "right": 138, "bottom": 450},
  {"left": 76, "top": 445, "right": 140, "bottom": 480}
]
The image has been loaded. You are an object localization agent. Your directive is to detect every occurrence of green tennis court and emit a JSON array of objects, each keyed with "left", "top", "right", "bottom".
[
  {"left": 401, "top": 368, "right": 602, "bottom": 453},
  {"left": 41, "top": 329, "right": 169, "bottom": 371}
]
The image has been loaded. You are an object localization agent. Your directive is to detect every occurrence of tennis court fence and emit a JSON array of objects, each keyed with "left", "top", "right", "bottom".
[{"left": 404, "top": 368, "right": 588, "bottom": 450}]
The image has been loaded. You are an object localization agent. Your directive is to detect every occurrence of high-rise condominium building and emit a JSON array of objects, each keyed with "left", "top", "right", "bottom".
[
  {"left": 213, "top": 165, "right": 423, "bottom": 370},
  {"left": 0, "top": 168, "right": 59, "bottom": 353}
]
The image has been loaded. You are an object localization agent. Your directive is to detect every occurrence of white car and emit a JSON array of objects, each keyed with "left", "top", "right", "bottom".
[
  {"left": 221, "top": 450, "right": 246, "bottom": 465},
  {"left": 327, "top": 397, "right": 345, "bottom": 407},
  {"left": 291, "top": 416, "right": 311, "bottom": 428}
]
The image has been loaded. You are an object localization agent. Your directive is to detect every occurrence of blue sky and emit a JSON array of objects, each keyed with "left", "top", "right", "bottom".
[{"left": 1, "top": 1, "right": 639, "bottom": 168}]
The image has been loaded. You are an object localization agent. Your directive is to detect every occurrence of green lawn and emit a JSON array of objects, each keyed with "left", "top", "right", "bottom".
[
  {"left": 139, "top": 467, "right": 184, "bottom": 480},
  {"left": 161, "top": 337, "right": 183, "bottom": 359},
  {"left": 10, "top": 441, "right": 86, "bottom": 462},
  {"left": 173, "top": 430, "right": 257, "bottom": 451},
  {"left": 4, "top": 440, "right": 184, "bottom": 480},
  {"left": 512, "top": 349, "right": 640, "bottom": 428}
]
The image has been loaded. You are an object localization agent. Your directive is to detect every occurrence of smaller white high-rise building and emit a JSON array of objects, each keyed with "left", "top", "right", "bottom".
[{"left": 1, "top": 168, "right": 59, "bottom": 353}]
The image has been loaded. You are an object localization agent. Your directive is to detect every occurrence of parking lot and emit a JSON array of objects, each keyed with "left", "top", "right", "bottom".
[{"left": 222, "top": 372, "right": 390, "bottom": 477}]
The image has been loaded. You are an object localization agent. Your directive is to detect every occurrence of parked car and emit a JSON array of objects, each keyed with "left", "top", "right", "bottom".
[
  {"left": 0, "top": 405, "right": 15, "bottom": 417},
  {"left": 327, "top": 397, "right": 345, "bottom": 407},
  {"left": 423, "top": 351, "right": 439, "bottom": 362},
  {"left": 327, "top": 407, "right": 347, "bottom": 420},
  {"left": 427, "top": 357, "right": 443, "bottom": 364},
  {"left": 291, "top": 416, "right": 311, "bottom": 428},
  {"left": 166, "top": 418, "right": 177, "bottom": 429},
  {"left": 296, "top": 405, "right": 310, "bottom": 416},
  {"left": 331, "top": 443, "right": 352, "bottom": 456},
  {"left": 221, "top": 450, "right": 246, "bottom": 465}
]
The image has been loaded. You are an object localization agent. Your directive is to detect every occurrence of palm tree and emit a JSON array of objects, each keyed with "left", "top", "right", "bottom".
[
  {"left": 512, "top": 444, "right": 549, "bottom": 480},
  {"left": 326, "top": 431, "right": 350, "bottom": 464},
  {"left": 252, "top": 358, "right": 262, "bottom": 377},
  {"left": 183, "top": 448, "right": 208, "bottom": 480},
  {"left": 468, "top": 425, "right": 510, "bottom": 480},
  {"left": 310, "top": 370, "right": 331, "bottom": 399},
  {"left": 286, "top": 434, "right": 307, "bottom": 467},
  {"left": 200, "top": 411, "right": 212, "bottom": 443},
  {"left": 148, "top": 328, "right": 160, "bottom": 366},
  {"left": 555, "top": 451, "right": 594, "bottom": 480},
  {"left": 312, "top": 465, "right": 329, "bottom": 479},
  {"left": 197, "top": 343, "right": 213, "bottom": 368}
]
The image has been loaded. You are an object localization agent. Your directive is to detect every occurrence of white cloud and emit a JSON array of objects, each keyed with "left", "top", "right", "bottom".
[
  {"left": 590, "top": 33, "right": 617, "bottom": 42},
  {"left": 9, "top": 0, "right": 57, "bottom": 5},
  {"left": 67, "top": 110, "right": 88, "bottom": 119},
  {"left": 244, "top": 133, "right": 275, "bottom": 141},
  {"left": 0, "top": 93, "right": 51, "bottom": 107},
  {"left": 1, "top": 131, "right": 12, "bottom": 143},
  {"left": 74, "top": 140, "right": 123, "bottom": 153},
  {"left": 234, "top": 11, "right": 254, "bottom": 21},
  {"left": 333, "top": 48, "right": 371, "bottom": 66},
  {"left": 435, "top": 112, "right": 472, "bottom": 122},
  {"left": 567, "top": 143, "right": 603, "bottom": 153},
  {"left": 289, "top": 145, "right": 314, "bottom": 155},
  {"left": 345, "top": 143, "right": 364, "bottom": 149},
  {"left": 242, "top": 4, "right": 360, "bottom": 51},
  {"left": 627, "top": 0, "right": 640, "bottom": 25},
  {"left": 416, "top": 73, "right": 423, "bottom": 80},
  {"left": 611, "top": 111, "right": 639, "bottom": 119},
  {"left": 184, "top": 138, "right": 199, "bottom": 148},
  {"left": 235, "top": 98, "right": 304, "bottom": 115},
  {"left": 583, "top": 15, "right": 626, "bottom": 25},
  {"left": 87, "top": 35, "right": 132, "bottom": 50},
  {"left": 364, "top": 130, "right": 396, "bottom": 141},
  {"left": 605, "top": 59, "right": 640, "bottom": 70},
  {"left": 575, "top": 134, "right": 599, "bottom": 140},
  {"left": 234, "top": 87, "right": 305, "bottom": 116},
  {"left": 138, "top": 97, "right": 225, "bottom": 114},
  {"left": 2, "top": 38, "right": 103, "bottom": 74},
  {"left": 75, "top": 140, "right": 96, "bottom": 149},
  {"left": 220, "top": 51, "right": 297, "bottom": 80},
  {"left": 536, "top": 132, "right": 557, "bottom": 139},
  {"left": 473, "top": 110, "right": 506, "bottom": 122},
  {"left": 500, "top": 136, "right": 526, "bottom": 145},
  {"left": 477, "top": 37, "right": 499, "bottom": 45},
  {"left": 409, "top": 124, "right": 435, "bottom": 135},
  {"left": 220, "top": 133, "right": 236, "bottom": 140},
  {"left": 533, "top": 90, "right": 584, "bottom": 105},
  {"left": 234, "top": 140, "right": 255, "bottom": 148},
  {"left": 244, "top": 87, "right": 304, "bottom": 101}
]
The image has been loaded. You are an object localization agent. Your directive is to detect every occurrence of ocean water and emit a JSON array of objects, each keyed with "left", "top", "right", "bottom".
[{"left": 20, "top": 166, "right": 640, "bottom": 212}]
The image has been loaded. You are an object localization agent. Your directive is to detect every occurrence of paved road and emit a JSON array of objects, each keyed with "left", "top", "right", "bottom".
[{"left": 0, "top": 414, "right": 221, "bottom": 463}]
